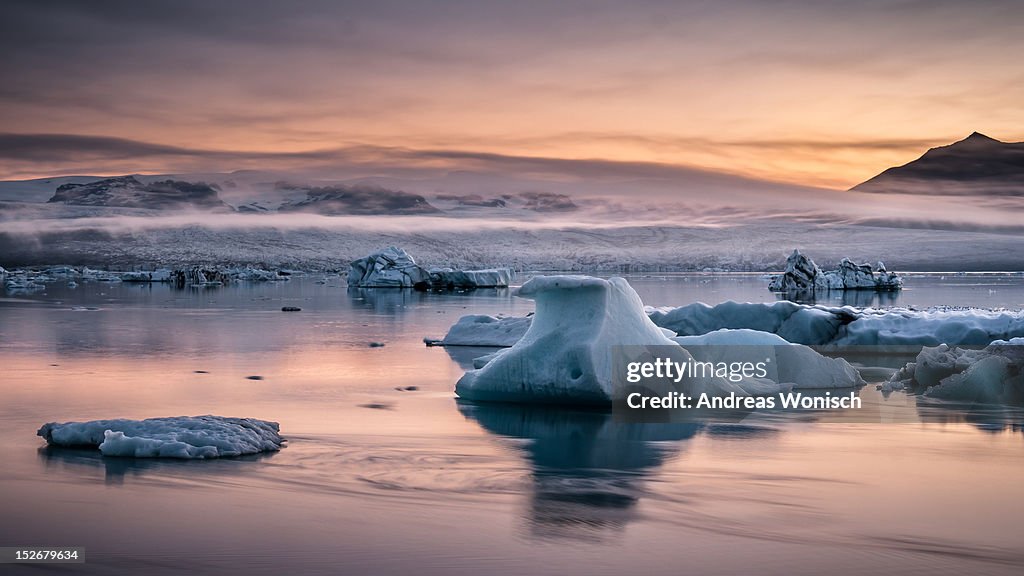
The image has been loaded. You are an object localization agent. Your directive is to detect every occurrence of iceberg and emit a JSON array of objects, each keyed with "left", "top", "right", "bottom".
[
  {"left": 672, "top": 329, "right": 864, "bottom": 389},
  {"left": 885, "top": 341, "right": 1024, "bottom": 405},
  {"left": 348, "top": 247, "right": 512, "bottom": 289},
  {"left": 121, "top": 269, "right": 173, "bottom": 283},
  {"left": 37, "top": 415, "right": 285, "bottom": 458},
  {"left": 346, "top": 246, "right": 430, "bottom": 288},
  {"left": 648, "top": 300, "right": 852, "bottom": 345},
  {"left": 440, "top": 314, "right": 533, "bottom": 347},
  {"left": 650, "top": 301, "right": 1024, "bottom": 347},
  {"left": 170, "top": 267, "right": 232, "bottom": 288},
  {"left": 768, "top": 250, "right": 902, "bottom": 292},
  {"left": 424, "top": 267, "right": 513, "bottom": 289},
  {"left": 227, "top": 267, "right": 287, "bottom": 282},
  {"left": 455, "top": 275, "right": 754, "bottom": 404}
]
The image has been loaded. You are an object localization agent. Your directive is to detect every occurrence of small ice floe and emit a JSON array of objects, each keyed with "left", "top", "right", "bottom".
[
  {"left": 767, "top": 249, "right": 902, "bottom": 292},
  {"left": 120, "top": 269, "right": 173, "bottom": 283},
  {"left": 434, "top": 314, "right": 533, "bottom": 347},
  {"left": 885, "top": 340, "right": 1024, "bottom": 405},
  {"left": 37, "top": 415, "right": 285, "bottom": 458}
]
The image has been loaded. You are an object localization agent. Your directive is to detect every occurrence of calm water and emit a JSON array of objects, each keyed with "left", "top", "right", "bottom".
[{"left": 1, "top": 273, "right": 1023, "bottom": 575}]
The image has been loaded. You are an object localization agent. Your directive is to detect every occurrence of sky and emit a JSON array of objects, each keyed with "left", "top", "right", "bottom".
[{"left": 1, "top": 0, "right": 1022, "bottom": 186}]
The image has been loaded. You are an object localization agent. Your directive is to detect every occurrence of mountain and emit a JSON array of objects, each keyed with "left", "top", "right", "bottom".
[
  {"left": 47, "top": 176, "right": 229, "bottom": 209},
  {"left": 276, "top": 183, "right": 440, "bottom": 215},
  {"left": 851, "top": 132, "right": 1024, "bottom": 195}
]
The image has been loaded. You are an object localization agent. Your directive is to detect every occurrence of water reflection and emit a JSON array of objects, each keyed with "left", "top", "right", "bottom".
[
  {"left": 346, "top": 287, "right": 429, "bottom": 314},
  {"left": 37, "top": 445, "right": 278, "bottom": 485},
  {"left": 443, "top": 346, "right": 500, "bottom": 370},
  {"left": 776, "top": 289, "right": 900, "bottom": 307},
  {"left": 913, "top": 397, "right": 1024, "bottom": 434},
  {"left": 457, "top": 401, "right": 776, "bottom": 541}
]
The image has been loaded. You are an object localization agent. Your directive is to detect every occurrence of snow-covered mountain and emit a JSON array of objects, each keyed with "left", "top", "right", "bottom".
[
  {"left": 275, "top": 183, "right": 440, "bottom": 215},
  {"left": 851, "top": 132, "right": 1024, "bottom": 196},
  {"left": 47, "top": 176, "right": 229, "bottom": 210}
]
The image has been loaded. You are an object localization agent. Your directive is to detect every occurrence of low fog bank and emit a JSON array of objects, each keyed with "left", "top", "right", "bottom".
[
  {"left": 3, "top": 163, "right": 1023, "bottom": 271},
  {"left": 3, "top": 221, "right": 1023, "bottom": 272}
]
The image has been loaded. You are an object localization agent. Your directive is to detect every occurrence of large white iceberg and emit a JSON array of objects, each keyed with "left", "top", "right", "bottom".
[
  {"left": 672, "top": 329, "right": 864, "bottom": 389},
  {"left": 768, "top": 250, "right": 902, "bottom": 292},
  {"left": 884, "top": 340, "right": 1024, "bottom": 404},
  {"left": 441, "top": 314, "right": 533, "bottom": 346},
  {"left": 455, "top": 275, "right": 753, "bottom": 404},
  {"left": 38, "top": 415, "right": 285, "bottom": 458}
]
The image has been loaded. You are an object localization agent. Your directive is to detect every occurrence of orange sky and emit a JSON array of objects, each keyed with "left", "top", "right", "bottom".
[{"left": 1, "top": 1, "right": 1022, "bottom": 186}]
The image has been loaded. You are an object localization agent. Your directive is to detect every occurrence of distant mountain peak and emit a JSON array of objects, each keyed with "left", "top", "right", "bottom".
[
  {"left": 955, "top": 131, "right": 1001, "bottom": 145},
  {"left": 851, "top": 132, "right": 1024, "bottom": 196}
]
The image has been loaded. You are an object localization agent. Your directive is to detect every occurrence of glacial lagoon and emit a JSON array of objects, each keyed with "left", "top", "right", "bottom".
[{"left": 2, "top": 273, "right": 1023, "bottom": 575}]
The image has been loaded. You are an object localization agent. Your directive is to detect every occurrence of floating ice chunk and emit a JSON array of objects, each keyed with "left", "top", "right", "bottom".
[
  {"left": 455, "top": 275, "right": 755, "bottom": 404},
  {"left": 347, "top": 246, "right": 430, "bottom": 288},
  {"left": 4, "top": 274, "right": 46, "bottom": 293},
  {"left": 425, "top": 268, "right": 513, "bottom": 289},
  {"left": 121, "top": 269, "right": 173, "bottom": 283},
  {"left": 37, "top": 415, "right": 285, "bottom": 458},
  {"left": 648, "top": 300, "right": 852, "bottom": 345},
  {"left": 228, "top": 267, "right": 286, "bottom": 282},
  {"left": 838, "top": 308, "right": 1024, "bottom": 346},
  {"left": 671, "top": 329, "right": 864, "bottom": 389},
  {"left": 441, "top": 314, "right": 533, "bottom": 346},
  {"left": 887, "top": 341, "right": 1024, "bottom": 405},
  {"left": 348, "top": 247, "right": 512, "bottom": 289},
  {"left": 650, "top": 301, "right": 1024, "bottom": 347},
  {"left": 768, "top": 250, "right": 902, "bottom": 292}
]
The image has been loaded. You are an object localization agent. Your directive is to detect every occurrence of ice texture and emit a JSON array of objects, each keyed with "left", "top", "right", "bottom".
[
  {"left": 768, "top": 250, "right": 902, "bottom": 292},
  {"left": 650, "top": 301, "right": 1024, "bottom": 347},
  {"left": 346, "top": 247, "right": 511, "bottom": 289},
  {"left": 37, "top": 415, "right": 285, "bottom": 458},
  {"left": 347, "top": 246, "right": 430, "bottom": 288},
  {"left": 648, "top": 301, "right": 852, "bottom": 345},
  {"left": 441, "top": 314, "right": 533, "bottom": 346},
  {"left": 426, "top": 267, "right": 513, "bottom": 289},
  {"left": 885, "top": 341, "right": 1024, "bottom": 404},
  {"left": 672, "top": 329, "right": 864, "bottom": 389},
  {"left": 455, "top": 275, "right": 756, "bottom": 404},
  {"left": 121, "top": 269, "right": 173, "bottom": 283}
]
